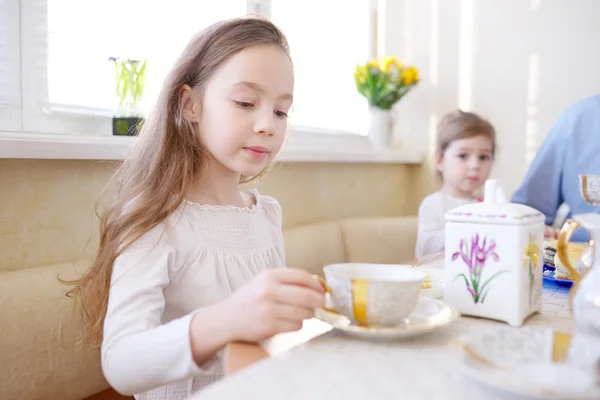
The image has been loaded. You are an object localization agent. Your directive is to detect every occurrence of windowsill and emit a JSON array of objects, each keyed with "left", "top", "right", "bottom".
[{"left": 0, "top": 131, "right": 424, "bottom": 164}]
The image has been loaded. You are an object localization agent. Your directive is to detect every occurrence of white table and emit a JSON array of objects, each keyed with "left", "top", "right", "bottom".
[{"left": 192, "top": 285, "right": 573, "bottom": 399}]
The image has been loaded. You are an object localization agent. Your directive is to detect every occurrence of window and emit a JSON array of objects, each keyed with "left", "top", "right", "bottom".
[
  {"left": 0, "top": 0, "right": 21, "bottom": 131},
  {"left": 47, "top": 0, "right": 247, "bottom": 113},
  {"left": 21, "top": 0, "right": 247, "bottom": 135},
  {"left": 5, "top": 0, "right": 373, "bottom": 136},
  {"left": 270, "top": 0, "right": 369, "bottom": 134}
]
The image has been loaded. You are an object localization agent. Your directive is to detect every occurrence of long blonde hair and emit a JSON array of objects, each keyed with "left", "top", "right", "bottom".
[{"left": 66, "top": 17, "right": 290, "bottom": 348}]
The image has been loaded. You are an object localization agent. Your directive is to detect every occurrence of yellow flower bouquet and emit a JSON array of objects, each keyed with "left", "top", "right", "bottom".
[{"left": 354, "top": 56, "right": 419, "bottom": 110}]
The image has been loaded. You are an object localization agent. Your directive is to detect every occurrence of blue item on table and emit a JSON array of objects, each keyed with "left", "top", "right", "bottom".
[{"left": 543, "top": 263, "right": 573, "bottom": 288}]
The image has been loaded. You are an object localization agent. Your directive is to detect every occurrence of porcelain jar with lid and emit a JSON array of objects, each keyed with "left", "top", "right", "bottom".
[{"left": 444, "top": 179, "right": 545, "bottom": 326}]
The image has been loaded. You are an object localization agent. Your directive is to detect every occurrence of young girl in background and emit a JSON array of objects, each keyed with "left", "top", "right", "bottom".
[
  {"left": 415, "top": 110, "right": 496, "bottom": 258},
  {"left": 67, "top": 17, "right": 325, "bottom": 399}
]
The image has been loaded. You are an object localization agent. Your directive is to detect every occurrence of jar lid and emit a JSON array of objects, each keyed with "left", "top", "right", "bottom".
[{"left": 444, "top": 179, "right": 545, "bottom": 225}]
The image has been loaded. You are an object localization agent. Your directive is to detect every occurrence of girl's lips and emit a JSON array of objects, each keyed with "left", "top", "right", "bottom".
[{"left": 243, "top": 146, "right": 270, "bottom": 160}]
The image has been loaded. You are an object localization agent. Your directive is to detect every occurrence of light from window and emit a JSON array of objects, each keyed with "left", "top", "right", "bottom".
[
  {"left": 271, "top": 0, "right": 369, "bottom": 135},
  {"left": 47, "top": 0, "right": 246, "bottom": 114},
  {"left": 46, "top": 0, "right": 369, "bottom": 134}
]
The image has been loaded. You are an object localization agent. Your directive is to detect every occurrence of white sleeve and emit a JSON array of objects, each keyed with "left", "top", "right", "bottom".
[
  {"left": 261, "top": 195, "right": 286, "bottom": 268},
  {"left": 415, "top": 195, "right": 446, "bottom": 259},
  {"left": 101, "top": 227, "right": 205, "bottom": 395}
]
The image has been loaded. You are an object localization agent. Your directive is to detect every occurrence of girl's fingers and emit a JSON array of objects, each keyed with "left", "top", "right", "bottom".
[
  {"left": 267, "top": 268, "right": 325, "bottom": 293},
  {"left": 273, "top": 303, "right": 315, "bottom": 321},
  {"left": 275, "top": 284, "right": 326, "bottom": 309}
]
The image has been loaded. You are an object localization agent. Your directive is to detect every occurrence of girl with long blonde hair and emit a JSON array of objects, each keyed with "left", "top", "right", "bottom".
[{"left": 67, "top": 17, "right": 325, "bottom": 399}]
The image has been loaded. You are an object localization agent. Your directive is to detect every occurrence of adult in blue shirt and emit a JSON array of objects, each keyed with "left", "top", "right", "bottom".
[{"left": 512, "top": 94, "right": 600, "bottom": 242}]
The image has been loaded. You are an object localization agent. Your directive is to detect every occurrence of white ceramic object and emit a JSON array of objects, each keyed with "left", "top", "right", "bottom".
[
  {"left": 414, "top": 266, "right": 445, "bottom": 299},
  {"left": 367, "top": 107, "right": 393, "bottom": 149},
  {"left": 460, "top": 326, "right": 600, "bottom": 399},
  {"left": 555, "top": 174, "right": 600, "bottom": 337},
  {"left": 315, "top": 297, "right": 459, "bottom": 341},
  {"left": 558, "top": 213, "right": 600, "bottom": 336},
  {"left": 444, "top": 179, "right": 545, "bottom": 326},
  {"left": 321, "top": 263, "right": 425, "bottom": 327}
]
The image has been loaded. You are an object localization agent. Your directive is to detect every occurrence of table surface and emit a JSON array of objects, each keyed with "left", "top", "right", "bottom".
[{"left": 190, "top": 281, "right": 573, "bottom": 400}]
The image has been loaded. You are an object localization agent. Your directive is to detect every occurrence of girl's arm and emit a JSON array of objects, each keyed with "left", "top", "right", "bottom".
[
  {"left": 101, "top": 230, "right": 210, "bottom": 395},
  {"left": 101, "top": 226, "right": 228, "bottom": 395}
]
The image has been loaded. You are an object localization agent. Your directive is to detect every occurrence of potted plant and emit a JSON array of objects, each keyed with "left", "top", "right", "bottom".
[
  {"left": 354, "top": 56, "right": 419, "bottom": 148},
  {"left": 109, "top": 57, "right": 147, "bottom": 136}
]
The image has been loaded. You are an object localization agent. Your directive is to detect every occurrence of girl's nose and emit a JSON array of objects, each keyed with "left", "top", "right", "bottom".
[
  {"left": 254, "top": 111, "right": 275, "bottom": 136},
  {"left": 469, "top": 158, "right": 481, "bottom": 169}
]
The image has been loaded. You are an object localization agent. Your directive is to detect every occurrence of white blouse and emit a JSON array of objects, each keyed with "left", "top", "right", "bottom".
[
  {"left": 101, "top": 190, "right": 285, "bottom": 399},
  {"left": 415, "top": 191, "right": 478, "bottom": 259}
]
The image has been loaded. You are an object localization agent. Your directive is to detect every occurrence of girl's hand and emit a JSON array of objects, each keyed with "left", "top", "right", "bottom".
[
  {"left": 544, "top": 225, "right": 559, "bottom": 239},
  {"left": 222, "top": 268, "right": 326, "bottom": 343}
]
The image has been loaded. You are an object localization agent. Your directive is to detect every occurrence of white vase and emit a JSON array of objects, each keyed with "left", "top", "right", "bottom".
[{"left": 367, "top": 107, "right": 393, "bottom": 149}]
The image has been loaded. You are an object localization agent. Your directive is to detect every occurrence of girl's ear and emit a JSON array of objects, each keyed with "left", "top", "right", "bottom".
[
  {"left": 179, "top": 85, "right": 200, "bottom": 123},
  {"left": 435, "top": 153, "right": 444, "bottom": 173}
]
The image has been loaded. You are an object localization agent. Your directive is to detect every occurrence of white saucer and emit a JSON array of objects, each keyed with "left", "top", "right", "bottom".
[
  {"left": 460, "top": 327, "right": 600, "bottom": 399},
  {"left": 315, "top": 297, "right": 459, "bottom": 341},
  {"left": 415, "top": 266, "right": 445, "bottom": 299}
]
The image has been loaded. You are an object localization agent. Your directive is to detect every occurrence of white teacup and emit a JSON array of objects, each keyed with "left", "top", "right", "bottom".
[{"left": 315, "top": 263, "right": 426, "bottom": 327}]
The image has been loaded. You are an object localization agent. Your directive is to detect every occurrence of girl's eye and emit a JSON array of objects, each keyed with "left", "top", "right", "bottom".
[
  {"left": 458, "top": 153, "right": 468, "bottom": 159},
  {"left": 480, "top": 155, "right": 491, "bottom": 161},
  {"left": 274, "top": 110, "right": 288, "bottom": 118},
  {"left": 235, "top": 101, "right": 253, "bottom": 108}
]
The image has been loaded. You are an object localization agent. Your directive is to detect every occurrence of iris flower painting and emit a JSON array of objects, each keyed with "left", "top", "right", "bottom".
[{"left": 452, "top": 234, "right": 509, "bottom": 304}]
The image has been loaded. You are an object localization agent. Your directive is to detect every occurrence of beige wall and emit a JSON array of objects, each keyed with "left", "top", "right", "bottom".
[{"left": 0, "top": 159, "right": 426, "bottom": 271}]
